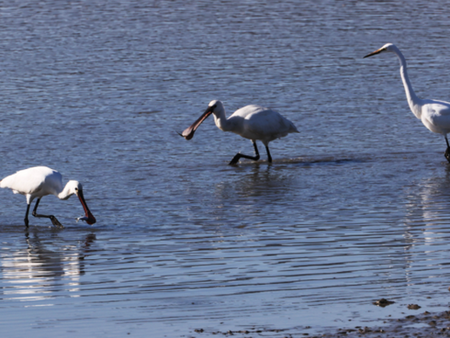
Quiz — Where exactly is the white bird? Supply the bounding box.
[364,43,450,162]
[0,166,96,228]
[181,100,299,164]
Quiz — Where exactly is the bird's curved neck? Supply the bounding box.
[213,107,235,132]
[57,183,73,200]
[394,47,423,119]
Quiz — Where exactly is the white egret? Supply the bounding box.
[181,100,299,164]
[364,43,450,162]
[0,166,96,228]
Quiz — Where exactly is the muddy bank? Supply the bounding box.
[190,308,450,338]
[319,309,450,338]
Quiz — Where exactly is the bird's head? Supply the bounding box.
[179,100,223,140]
[364,43,396,58]
[66,180,96,225]
[62,180,83,199]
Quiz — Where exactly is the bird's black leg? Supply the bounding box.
[229,141,260,165]
[265,145,272,163]
[32,198,64,228]
[24,204,30,228]
[445,136,450,163]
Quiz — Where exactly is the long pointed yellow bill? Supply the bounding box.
[364,48,384,58]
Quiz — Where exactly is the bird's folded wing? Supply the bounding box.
[424,103,450,132]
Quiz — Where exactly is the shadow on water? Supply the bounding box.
[230,154,365,167]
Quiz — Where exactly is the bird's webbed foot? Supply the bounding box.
[50,216,64,228]
[229,153,241,165]
[445,147,450,163]
[229,153,261,165]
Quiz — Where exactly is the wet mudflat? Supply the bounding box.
[190,309,450,338]
[2,1,450,337]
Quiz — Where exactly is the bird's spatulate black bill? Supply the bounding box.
[180,107,214,140]
[77,190,96,225]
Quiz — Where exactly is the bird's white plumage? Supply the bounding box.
[210,100,299,145]
[421,100,450,134]
[0,166,96,227]
[218,103,299,145]
[1,166,63,204]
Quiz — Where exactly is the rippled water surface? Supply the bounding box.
[2,1,450,337]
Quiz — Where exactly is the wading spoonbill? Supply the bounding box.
[0,166,96,228]
[181,100,299,164]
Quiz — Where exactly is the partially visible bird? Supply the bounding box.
[364,43,450,162]
[0,166,96,228]
[181,100,299,164]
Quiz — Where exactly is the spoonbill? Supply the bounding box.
[181,100,299,164]
[364,43,450,162]
[0,166,96,228]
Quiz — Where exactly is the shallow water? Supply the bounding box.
[1,0,450,337]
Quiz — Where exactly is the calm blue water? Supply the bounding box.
[1,1,450,337]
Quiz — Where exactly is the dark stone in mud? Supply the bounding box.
[372,298,395,307]
[407,303,421,310]
[194,327,288,337]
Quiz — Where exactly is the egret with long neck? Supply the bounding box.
[181,100,299,164]
[364,43,450,162]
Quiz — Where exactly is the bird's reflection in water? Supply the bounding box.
[1,231,96,301]
[215,164,271,200]
[404,166,450,247]
[229,163,295,197]
[208,163,299,226]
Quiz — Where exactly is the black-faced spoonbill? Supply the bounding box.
[181,100,299,164]
[365,43,450,162]
[0,166,96,228]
